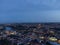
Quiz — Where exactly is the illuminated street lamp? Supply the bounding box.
[49,31,55,34]
[39,36,45,40]
[48,37,57,42]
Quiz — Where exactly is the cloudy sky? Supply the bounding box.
[0,0,60,23]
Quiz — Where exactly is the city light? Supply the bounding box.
[49,37,57,42]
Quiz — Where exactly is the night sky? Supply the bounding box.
[0,0,60,23]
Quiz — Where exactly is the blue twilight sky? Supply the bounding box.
[0,0,60,23]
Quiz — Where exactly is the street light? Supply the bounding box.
[39,36,45,40]
[48,37,57,42]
